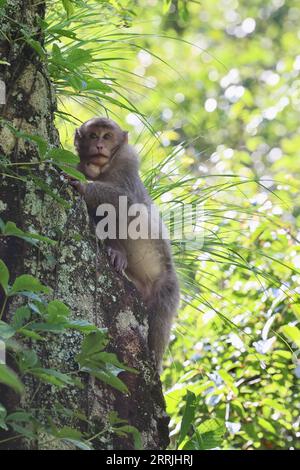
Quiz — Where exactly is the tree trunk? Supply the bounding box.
[0,0,169,450]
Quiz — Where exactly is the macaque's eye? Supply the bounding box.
[89,133,98,139]
[103,133,112,140]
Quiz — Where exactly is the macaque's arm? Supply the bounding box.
[69,179,129,273]
[85,182,121,207]
[72,180,134,210]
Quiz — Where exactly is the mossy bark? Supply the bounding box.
[0,0,169,450]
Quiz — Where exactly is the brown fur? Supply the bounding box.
[72,117,180,369]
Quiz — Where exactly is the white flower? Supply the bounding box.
[253,336,276,354]
[226,421,241,435]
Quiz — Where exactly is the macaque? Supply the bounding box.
[71,117,180,369]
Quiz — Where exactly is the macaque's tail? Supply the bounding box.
[148,269,180,370]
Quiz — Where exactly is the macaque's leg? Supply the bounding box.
[105,239,127,273]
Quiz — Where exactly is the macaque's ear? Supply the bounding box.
[123,131,128,143]
[74,128,82,149]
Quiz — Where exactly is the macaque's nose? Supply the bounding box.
[97,142,103,151]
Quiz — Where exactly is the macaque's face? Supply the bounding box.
[75,118,127,179]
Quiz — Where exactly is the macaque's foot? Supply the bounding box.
[107,246,127,273]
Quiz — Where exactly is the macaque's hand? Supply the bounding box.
[70,179,86,196]
[62,173,86,196]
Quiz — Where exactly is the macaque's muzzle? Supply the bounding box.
[88,155,110,166]
[83,154,111,179]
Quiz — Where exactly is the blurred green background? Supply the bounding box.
[48,0,300,449]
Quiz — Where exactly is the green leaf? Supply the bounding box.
[183,419,225,450]
[178,390,197,447]
[7,411,33,423]
[196,418,225,450]
[281,325,300,348]
[68,74,85,91]
[18,350,39,372]
[65,319,102,333]
[62,0,74,18]
[262,398,287,414]
[163,0,172,14]
[0,320,15,340]
[2,125,48,156]
[97,352,138,374]
[0,404,8,430]
[26,38,46,58]
[30,368,82,389]
[31,176,71,209]
[178,0,189,21]
[48,148,79,165]
[62,438,93,450]
[51,43,64,65]
[258,417,277,435]
[2,222,55,246]
[21,232,56,246]
[10,423,36,439]
[46,26,77,40]
[66,48,92,67]
[16,292,44,302]
[10,275,50,295]
[0,365,24,394]
[51,427,93,449]
[290,303,300,320]
[84,78,112,92]
[109,410,127,426]
[76,330,109,367]
[12,306,31,329]
[58,165,87,182]
[47,300,70,322]
[18,328,44,341]
[114,425,143,450]
[0,259,9,293]
[28,322,67,333]
[2,221,26,238]
[20,134,48,157]
[55,426,82,439]
[28,302,43,315]
[54,405,88,423]
[181,437,197,450]
[82,367,128,393]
